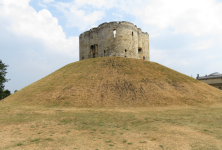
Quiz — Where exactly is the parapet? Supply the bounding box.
[80,21,142,38]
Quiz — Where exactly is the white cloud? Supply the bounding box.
[89,25,98,30]
[112,13,122,18]
[54,2,105,31]
[191,40,214,50]
[38,2,47,8]
[0,0,30,8]
[116,0,222,36]
[0,0,78,56]
[75,0,117,9]
[59,0,222,36]
[151,48,189,66]
[0,0,79,92]
[150,49,168,62]
[43,0,54,3]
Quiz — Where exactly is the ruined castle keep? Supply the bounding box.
[79,21,150,61]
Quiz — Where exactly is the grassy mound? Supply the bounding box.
[4,57,222,107]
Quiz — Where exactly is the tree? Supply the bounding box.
[0,60,9,90]
[3,89,11,95]
[0,89,11,100]
[0,60,10,100]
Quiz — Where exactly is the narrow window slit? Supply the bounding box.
[113,29,116,38]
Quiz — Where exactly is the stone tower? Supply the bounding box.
[79,21,149,61]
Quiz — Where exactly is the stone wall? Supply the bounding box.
[79,21,149,61]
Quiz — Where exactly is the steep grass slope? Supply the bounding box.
[4,57,222,107]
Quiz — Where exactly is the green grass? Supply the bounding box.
[44,138,54,141]
[16,143,23,146]
[30,138,40,142]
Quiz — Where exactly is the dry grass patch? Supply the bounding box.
[1,57,222,149]
[3,57,222,107]
[0,103,222,149]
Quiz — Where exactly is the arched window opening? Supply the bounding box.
[90,44,97,58]
[104,50,106,56]
[82,56,84,60]
[138,48,142,53]
[132,32,133,36]
[91,45,95,50]
[125,49,127,52]
[143,56,145,60]
[113,29,116,38]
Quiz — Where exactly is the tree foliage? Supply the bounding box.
[0,90,11,100]
[0,60,10,100]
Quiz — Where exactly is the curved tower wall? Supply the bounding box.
[79,21,149,61]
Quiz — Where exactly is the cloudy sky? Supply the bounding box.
[1,0,222,93]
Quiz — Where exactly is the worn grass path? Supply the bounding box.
[1,102,222,150]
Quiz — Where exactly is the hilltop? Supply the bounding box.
[4,57,222,107]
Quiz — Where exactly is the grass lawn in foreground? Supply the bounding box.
[0,103,222,150]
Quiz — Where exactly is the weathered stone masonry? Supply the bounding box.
[79,21,150,61]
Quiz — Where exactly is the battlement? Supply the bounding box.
[79,21,150,61]
[98,21,136,28]
[80,21,144,38]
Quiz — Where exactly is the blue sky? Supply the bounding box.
[1,0,222,93]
